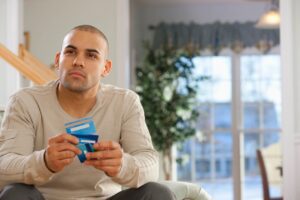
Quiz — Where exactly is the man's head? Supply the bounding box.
[69,25,109,57]
[55,25,112,93]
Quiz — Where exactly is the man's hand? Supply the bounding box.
[84,141,123,177]
[45,133,81,173]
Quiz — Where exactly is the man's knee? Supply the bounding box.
[0,183,44,200]
[141,182,176,200]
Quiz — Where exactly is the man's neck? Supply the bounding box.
[57,84,98,118]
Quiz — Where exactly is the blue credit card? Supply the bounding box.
[64,117,99,163]
[65,117,96,135]
[71,134,99,144]
[77,143,95,163]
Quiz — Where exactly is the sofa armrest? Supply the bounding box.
[158,181,212,200]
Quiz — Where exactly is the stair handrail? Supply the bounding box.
[18,44,57,82]
[0,42,57,85]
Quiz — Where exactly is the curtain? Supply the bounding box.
[152,22,280,54]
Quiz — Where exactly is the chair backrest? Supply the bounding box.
[256,143,282,200]
[257,149,271,200]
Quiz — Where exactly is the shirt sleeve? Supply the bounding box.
[111,91,159,188]
[0,93,54,189]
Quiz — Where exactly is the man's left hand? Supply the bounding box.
[84,141,123,177]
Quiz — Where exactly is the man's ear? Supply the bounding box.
[54,52,60,70]
[101,60,112,77]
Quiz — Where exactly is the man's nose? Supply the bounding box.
[73,53,85,67]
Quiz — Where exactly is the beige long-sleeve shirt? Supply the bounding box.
[0,81,159,200]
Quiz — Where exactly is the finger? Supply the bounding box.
[86,149,122,160]
[56,150,76,160]
[93,141,120,151]
[59,157,75,165]
[84,158,122,167]
[54,143,82,155]
[49,133,79,145]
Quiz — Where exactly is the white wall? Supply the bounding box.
[0,0,24,107]
[24,0,129,88]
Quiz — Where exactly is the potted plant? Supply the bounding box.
[135,43,204,180]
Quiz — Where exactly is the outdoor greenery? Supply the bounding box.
[135,43,204,179]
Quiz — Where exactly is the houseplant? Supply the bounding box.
[135,43,203,180]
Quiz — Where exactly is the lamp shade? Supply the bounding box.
[255,9,280,29]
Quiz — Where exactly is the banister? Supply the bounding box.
[19,44,57,81]
[0,42,57,85]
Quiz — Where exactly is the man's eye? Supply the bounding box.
[65,50,75,55]
[88,53,97,59]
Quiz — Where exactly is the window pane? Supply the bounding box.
[243,132,261,200]
[261,80,281,104]
[198,81,212,102]
[214,103,232,129]
[194,56,231,103]
[243,102,259,129]
[263,131,280,147]
[197,103,211,130]
[241,81,260,102]
[177,138,192,181]
[263,102,281,129]
[244,132,259,176]
[214,132,232,178]
[213,81,231,102]
[211,59,231,80]
[241,58,260,81]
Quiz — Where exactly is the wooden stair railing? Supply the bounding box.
[0,42,57,85]
[18,44,57,83]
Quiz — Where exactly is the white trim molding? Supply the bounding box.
[0,0,24,106]
[115,0,130,88]
[280,0,300,199]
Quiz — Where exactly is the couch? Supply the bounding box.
[159,181,212,200]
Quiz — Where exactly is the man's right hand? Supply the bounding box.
[45,133,81,173]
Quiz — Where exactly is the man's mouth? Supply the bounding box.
[69,71,85,78]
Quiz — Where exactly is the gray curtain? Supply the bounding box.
[152,22,280,54]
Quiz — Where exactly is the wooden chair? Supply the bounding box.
[256,149,283,200]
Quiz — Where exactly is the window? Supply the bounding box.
[177,53,281,200]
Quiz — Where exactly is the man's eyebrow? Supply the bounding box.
[64,45,101,55]
[86,49,100,54]
[64,45,77,49]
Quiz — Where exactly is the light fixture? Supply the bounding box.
[255,0,280,29]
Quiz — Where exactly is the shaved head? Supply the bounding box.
[64,25,109,55]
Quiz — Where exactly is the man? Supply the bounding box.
[0,25,175,200]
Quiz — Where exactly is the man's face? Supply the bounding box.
[55,30,111,93]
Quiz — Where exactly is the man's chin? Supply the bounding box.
[63,82,87,93]
[68,87,86,93]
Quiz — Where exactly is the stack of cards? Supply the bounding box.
[65,117,99,162]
